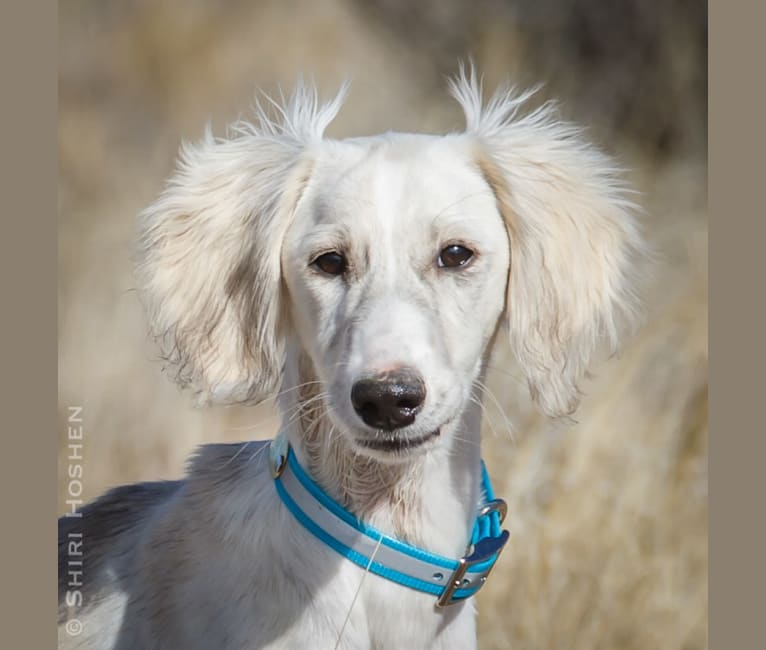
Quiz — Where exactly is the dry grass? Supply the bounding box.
[59,2,707,648]
[478,165,708,648]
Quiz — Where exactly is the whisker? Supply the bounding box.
[221,412,280,434]
[485,364,526,387]
[430,190,494,223]
[215,441,251,471]
[469,393,500,440]
[474,379,517,442]
[272,381,324,400]
[281,392,330,423]
[246,440,271,466]
[450,431,482,448]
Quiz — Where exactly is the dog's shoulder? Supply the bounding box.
[58,440,275,640]
[58,479,183,550]
[59,479,182,534]
[58,479,183,616]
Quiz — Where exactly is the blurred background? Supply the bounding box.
[58,1,707,648]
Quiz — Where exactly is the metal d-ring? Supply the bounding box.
[478,498,508,524]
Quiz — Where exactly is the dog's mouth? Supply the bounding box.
[356,429,440,453]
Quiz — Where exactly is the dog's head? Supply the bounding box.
[137,69,642,461]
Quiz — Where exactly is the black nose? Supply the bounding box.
[351,369,426,430]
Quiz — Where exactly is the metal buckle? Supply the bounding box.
[269,433,289,479]
[435,499,510,608]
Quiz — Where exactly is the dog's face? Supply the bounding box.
[282,136,510,459]
[138,73,642,456]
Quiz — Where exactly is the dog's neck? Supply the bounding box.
[279,351,484,558]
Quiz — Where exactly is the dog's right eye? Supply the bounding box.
[312,252,347,276]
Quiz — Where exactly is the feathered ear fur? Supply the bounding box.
[450,67,644,417]
[136,82,346,404]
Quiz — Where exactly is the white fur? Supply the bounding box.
[68,68,642,649]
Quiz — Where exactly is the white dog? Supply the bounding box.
[58,68,642,649]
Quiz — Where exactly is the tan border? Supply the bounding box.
[710,2,763,648]
[0,2,750,646]
[0,1,57,646]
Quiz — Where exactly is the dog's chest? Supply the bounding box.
[264,563,477,649]
[359,574,477,649]
[227,538,477,649]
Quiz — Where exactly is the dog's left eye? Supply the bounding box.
[438,245,474,269]
[312,251,347,276]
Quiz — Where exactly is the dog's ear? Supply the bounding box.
[451,69,644,417]
[136,83,345,404]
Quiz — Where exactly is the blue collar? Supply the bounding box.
[270,435,509,607]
